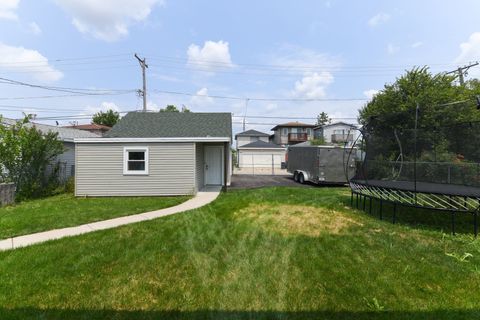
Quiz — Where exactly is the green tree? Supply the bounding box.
[359,67,480,128]
[159,105,191,112]
[92,109,120,127]
[0,116,65,199]
[358,67,480,161]
[316,112,331,126]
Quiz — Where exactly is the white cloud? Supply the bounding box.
[387,43,399,54]
[411,41,423,48]
[454,32,480,63]
[0,42,63,82]
[265,103,278,111]
[85,101,120,114]
[0,0,19,20]
[363,89,379,100]
[368,12,390,27]
[190,87,214,106]
[147,102,160,111]
[187,40,234,71]
[54,0,164,41]
[292,71,334,99]
[454,32,480,79]
[269,44,342,72]
[28,22,42,35]
[267,45,340,100]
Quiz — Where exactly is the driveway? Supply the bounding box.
[229,174,316,190]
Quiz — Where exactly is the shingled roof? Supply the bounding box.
[235,129,270,139]
[238,140,284,149]
[271,121,316,131]
[105,112,232,138]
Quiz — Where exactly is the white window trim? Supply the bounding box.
[123,146,149,175]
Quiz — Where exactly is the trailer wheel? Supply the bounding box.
[293,171,299,182]
[298,173,305,184]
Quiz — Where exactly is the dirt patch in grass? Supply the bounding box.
[235,204,363,237]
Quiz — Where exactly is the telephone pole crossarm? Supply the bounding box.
[446,62,479,86]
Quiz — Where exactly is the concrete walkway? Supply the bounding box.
[0,187,221,251]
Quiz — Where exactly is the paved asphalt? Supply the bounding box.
[229,174,316,190]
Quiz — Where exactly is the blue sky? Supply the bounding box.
[1,0,480,135]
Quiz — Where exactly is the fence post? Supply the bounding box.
[252,154,255,176]
[272,154,274,175]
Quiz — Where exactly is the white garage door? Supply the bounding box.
[239,152,283,168]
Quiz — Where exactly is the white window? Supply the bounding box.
[123,147,149,175]
[282,128,288,135]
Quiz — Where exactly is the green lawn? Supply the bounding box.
[0,187,479,319]
[0,194,190,239]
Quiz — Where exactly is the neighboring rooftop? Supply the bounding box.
[235,129,270,139]
[64,124,111,131]
[271,121,316,131]
[1,118,100,141]
[238,140,284,149]
[315,121,358,129]
[105,112,232,138]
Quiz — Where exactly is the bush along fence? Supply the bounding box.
[0,183,15,206]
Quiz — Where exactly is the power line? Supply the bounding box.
[232,115,357,120]
[0,92,133,100]
[0,77,136,95]
[150,89,367,102]
[446,62,479,85]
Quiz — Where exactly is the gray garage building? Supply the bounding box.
[74,112,232,197]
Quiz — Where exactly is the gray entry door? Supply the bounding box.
[205,146,223,185]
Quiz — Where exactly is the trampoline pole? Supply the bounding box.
[356,193,359,208]
[362,194,366,211]
[379,199,383,220]
[351,191,353,207]
[393,203,397,224]
[451,212,456,236]
[368,196,372,214]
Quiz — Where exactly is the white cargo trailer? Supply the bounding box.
[287,144,356,184]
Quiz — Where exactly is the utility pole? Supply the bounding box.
[243,98,249,131]
[446,62,479,86]
[134,53,148,112]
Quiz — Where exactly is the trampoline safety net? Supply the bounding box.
[350,109,480,217]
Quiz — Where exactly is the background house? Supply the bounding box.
[1,118,99,179]
[64,123,111,136]
[235,129,270,147]
[74,112,232,197]
[271,122,316,145]
[314,122,359,146]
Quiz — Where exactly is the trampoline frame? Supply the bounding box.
[349,180,480,236]
[344,107,480,236]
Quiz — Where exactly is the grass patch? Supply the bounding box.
[0,193,190,239]
[0,187,479,319]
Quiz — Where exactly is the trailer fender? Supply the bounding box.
[296,170,309,182]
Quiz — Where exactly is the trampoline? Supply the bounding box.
[346,105,480,236]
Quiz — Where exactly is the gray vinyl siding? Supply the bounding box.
[195,143,204,191]
[56,142,75,178]
[75,142,196,196]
